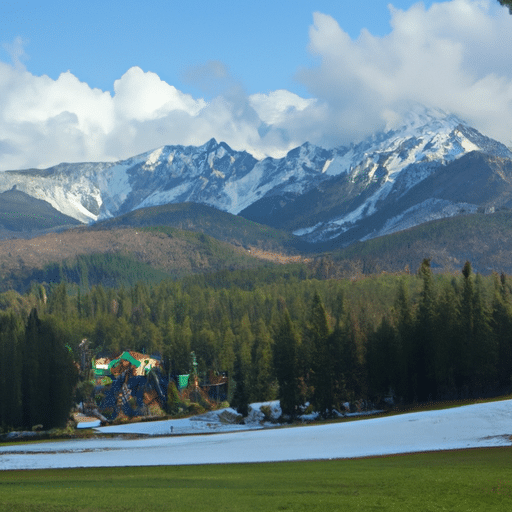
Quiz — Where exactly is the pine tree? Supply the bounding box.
[231,352,249,417]
[21,310,78,429]
[220,325,236,377]
[251,318,274,401]
[0,312,24,429]
[327,323,347,410]
[45,317,79,428]
[471,274,496,394]
[367,316,398,402]
[393,280,414,403]
[492,273,512,391]
[340,311,366,406]
[273,309,300,417]
[434,280,460,399]
[308,292,333,417]
[415,258,437,401]
[22,309,43,428]
[458,261,474,395]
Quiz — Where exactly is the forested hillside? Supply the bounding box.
[329,210,512,275]
[0,225,268,293]
[1,259,512,430]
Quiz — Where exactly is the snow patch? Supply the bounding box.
[374,199,478,238]
[3,399,512,470]
[321,159,333,173]
[143,147,164,171]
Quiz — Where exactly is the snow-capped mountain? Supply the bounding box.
[1,106,511,244]
[239,106,512,244]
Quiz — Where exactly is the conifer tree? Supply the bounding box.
[22,309,43,428]
[415,258,437,401]
[393,280,414,402]
[231,352,249,416]
[273,309,300,417]
[340,311,366,405]
[308,292,334,417]
[251,318,274,401]
[434,280,461,398]
[0,312,24,429]
[471,274,496,394]
[492,273,512,390]
[367,316,398,402]
[458,261,474,394]
[45,317,79,427]
[220,325,236,376]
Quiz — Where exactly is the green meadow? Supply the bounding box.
[1,447,511,511]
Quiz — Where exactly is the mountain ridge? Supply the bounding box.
[1,106,511,246]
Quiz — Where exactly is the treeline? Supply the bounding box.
[1,259,512,429]
[2,253,170,293]
[274,259,512,418]
[0,309,78,431]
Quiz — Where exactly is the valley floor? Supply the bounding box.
[1,399,511,470]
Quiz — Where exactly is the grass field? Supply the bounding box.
[1,447,511,511]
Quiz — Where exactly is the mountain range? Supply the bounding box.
[2,105,512,283]
[2,105,511,245]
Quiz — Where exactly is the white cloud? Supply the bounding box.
[0,59,314,170]
[249,90,315,125]
[1,1,512,171]
[113,67,206,121]
[297,0,512,147]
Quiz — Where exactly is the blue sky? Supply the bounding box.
[1,1,436,97]
[1,1,512,170]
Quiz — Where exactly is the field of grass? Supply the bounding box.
[1,447,511,511]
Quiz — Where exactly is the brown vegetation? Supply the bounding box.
[0,226,257,278]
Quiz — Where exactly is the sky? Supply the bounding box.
[1,0,512,170]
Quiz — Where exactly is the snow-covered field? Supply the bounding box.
[1,400,511,471]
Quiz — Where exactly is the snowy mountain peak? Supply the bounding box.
[385,105,466,135]
[2,106,511,245]
[201,138,219,151]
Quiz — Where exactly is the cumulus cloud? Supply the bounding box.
[297,0,512,146]
[0,56,317,170]
[1,0,512,171]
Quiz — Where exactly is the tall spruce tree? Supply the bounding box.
[308,292,334,417]
[367,316,398,402]
[0,311,25,429]
[22,309,43,428]
[434,281,461,399]
[492,274,512,391]
[393,280,414,403]
[273,309,300,417]
[251,319,274,402]
[341,311,366,405]
[21,309,78,429]
[415,258,437,401]
[471,274,496,394]
[458,261,474,395]
[231,352,249,417]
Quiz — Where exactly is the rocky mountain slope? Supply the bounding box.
[329,209,512,276]
[0,188,80,237]
[1,106,511,246]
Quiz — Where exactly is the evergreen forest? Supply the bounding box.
[1,258,512,431]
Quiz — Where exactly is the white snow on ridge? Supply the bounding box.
[374,199,479,239]
[1,108,507,239]
[143,148,164,171]
[1,399,511,470]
